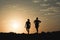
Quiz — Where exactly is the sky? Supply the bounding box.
[0,0,60,33]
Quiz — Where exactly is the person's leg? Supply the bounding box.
[36,27,38,33]
[26,28,29,34]
[35,25,38,33]
[35,27,38,33]
[28,29,29,34]
[26,28,28,34]
[37,25,39,33]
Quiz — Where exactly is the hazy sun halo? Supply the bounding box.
[11,22,19,29]
[9,20,21,32]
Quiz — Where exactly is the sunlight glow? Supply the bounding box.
[10,20,20,30]
[9,19,25,33]
[12,22,19,29]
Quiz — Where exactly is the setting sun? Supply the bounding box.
[9,20,21,32]
[8,19,25,33]
[11,21,19,29]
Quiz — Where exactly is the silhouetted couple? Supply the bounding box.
[25,17,41,34]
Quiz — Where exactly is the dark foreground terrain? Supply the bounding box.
[0,31,60,40]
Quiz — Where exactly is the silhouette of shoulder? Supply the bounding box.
[34,20,41,23]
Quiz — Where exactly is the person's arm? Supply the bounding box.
[25,22,27,28]
[34,20,35,23]
[39,20,41,23]
[40,20,41,23]
[29,22,31,27]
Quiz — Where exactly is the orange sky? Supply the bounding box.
[0,0,60,34]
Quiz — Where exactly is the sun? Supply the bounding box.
[9,19,25,33]
[10,20,20,29]
[10,20,20,32]
[12,22,19,29]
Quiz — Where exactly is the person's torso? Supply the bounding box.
[34,20,40,24]
[26,22,30,27]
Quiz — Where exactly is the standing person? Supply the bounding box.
[25,19,31,34]
[34,17,41,33]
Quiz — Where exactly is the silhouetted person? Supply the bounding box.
[34,17,41,33]
[25,19,31,34]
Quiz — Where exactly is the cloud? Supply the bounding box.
[56,2,60,5]
[40,3,50,6]
[40,9,49,12]
[32,0,40,3]
[40,5,60,11]
[40,6,60,16]
[37,0,60,7]
[42,0,48,2]
[44,13,55,16]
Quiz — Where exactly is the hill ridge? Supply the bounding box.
[0,31,60,40]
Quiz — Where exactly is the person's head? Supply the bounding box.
[36,17,38,20]
[27,19,30,21]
